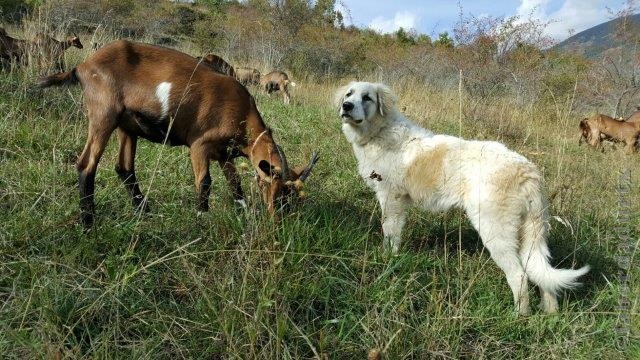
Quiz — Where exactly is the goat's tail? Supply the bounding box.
[519,179,590,296]
[35,68,79,89]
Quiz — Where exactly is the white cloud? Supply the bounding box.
[516,0,611,40]
[369,11,419,33]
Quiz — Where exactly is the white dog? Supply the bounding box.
[335,81,589,314]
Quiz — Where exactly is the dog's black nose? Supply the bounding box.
[342,101,354,111]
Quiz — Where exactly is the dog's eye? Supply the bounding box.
[346,90,353,97]
[362,94,372,102]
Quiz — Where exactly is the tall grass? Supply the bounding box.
[0,20,638,359]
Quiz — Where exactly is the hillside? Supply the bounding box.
[554,13,640,58]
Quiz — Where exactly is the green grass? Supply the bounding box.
[0,66,638,359]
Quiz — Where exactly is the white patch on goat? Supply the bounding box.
[155,82,172,120]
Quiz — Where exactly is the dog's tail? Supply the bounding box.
[519,180,590,297]
[34,68,79,89]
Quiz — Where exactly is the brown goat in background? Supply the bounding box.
[32,32,83,70]
[0,27,28,67]
[579,113,640,154]
[196,53,236,78]
[235,67,261,86]
[261,70,296,104]
[36,40,318,227]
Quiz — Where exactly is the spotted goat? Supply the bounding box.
[36,40,318,227]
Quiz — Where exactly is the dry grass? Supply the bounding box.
[0,19,638,359]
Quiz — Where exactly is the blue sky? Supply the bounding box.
[337,0,630,42]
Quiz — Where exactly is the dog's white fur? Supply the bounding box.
[336,81,590,314]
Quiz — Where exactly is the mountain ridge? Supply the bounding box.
[553,13,640,58]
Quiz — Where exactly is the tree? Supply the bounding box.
[395,27,415,45]
[434,32,453,48]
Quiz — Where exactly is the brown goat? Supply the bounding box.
[579,114,640,154]
[36,40,317,227]
[32,32,83,70]
[235,67,261,86]
[261,71,296,104]
[196,53,236,77]
[0,28,28,66]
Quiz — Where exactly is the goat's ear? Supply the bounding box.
[258,160,282,179]
[375,83,396,117]
[258,160,274,176]
[290,165,306,179]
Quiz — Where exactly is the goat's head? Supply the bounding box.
[68,35,83,49]
[251,131,319,215]
[578,118,590,145]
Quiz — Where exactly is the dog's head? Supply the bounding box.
[335,82,396,125]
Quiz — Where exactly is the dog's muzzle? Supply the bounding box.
[340,101,362,124]
[340,113,362,124]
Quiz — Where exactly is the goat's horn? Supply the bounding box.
[299,151,319,182]
[275,144,289,181]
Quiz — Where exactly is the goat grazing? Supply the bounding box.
[261,70,296,104]
[0,28,28,67]
[578,114,640,154]
[36,40,318,227]
[196,53,236,77]
[235,67,261,86]
[32,32,83,70]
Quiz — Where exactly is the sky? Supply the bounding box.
[337,0,630,42]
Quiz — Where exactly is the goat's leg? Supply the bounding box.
[624,140,635,154]
[115,128,148,213]
[589,130,602,150]
[190,143,212,212]
[76,113,118,227]
[219,160,246,208]
[282,82,291,105]
[56,56,65,72]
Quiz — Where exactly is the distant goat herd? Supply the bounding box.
[2,29,614,315]
[1,28,295,104]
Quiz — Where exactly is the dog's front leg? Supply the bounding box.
[377,191,408,254]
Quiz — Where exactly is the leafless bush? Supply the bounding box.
[584,2,640,116]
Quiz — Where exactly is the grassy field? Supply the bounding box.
[0,47,639,359]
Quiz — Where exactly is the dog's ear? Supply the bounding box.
[375,83,396,117]
[334,83,351,110]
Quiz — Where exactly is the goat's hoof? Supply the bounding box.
[80,212,94,230]
[134,201,150,214]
